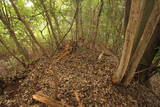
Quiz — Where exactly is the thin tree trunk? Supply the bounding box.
[46,22,54,52]
[75,0,80,41]
[9,0,46,55]
[79,3,83,38]
[139,22,160,69]
[24,30,38,57]
[93,0,104,45]
[51,1,62,38]
[123,0,131,33]
[0,37,26,67]
[0,12,29,62]
[87,7,95,40]
[39,0,59,49]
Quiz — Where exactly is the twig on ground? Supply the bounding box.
[33,91,71,107]
[74,91,84,107]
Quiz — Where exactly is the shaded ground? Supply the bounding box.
[0,48,160,107]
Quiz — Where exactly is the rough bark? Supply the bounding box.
[112,0,145,83]
[123,1,160,85]
[139,21,160,67]
[131,0,154,57]
[135,21,160,87]
[122,0,157,85]
[136,0,155,67]
[87,7,95,40]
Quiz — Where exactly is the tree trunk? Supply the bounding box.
[0,37,26,67]
[75,0,80,41]
[122,0,159,85]
[134,21,160,87]
[139,21,160,68]
[123,3,160,85]
[93,0,104,45]
[9,0,47,55]
[24,30,39,57]
[51,0,62,38]
[87,7,95,40]
[0,13,29,62]
[40,0,59,49]
[123,0,131,33]
[79,3,83,38]
[112,0,145,83]
[123,0,155,64]
[131,0,154,57]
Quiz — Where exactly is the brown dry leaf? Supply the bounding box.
[1,48,160,106]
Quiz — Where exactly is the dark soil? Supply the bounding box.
[0,48,160,107]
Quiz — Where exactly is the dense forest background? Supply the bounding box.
[0,0,124,67]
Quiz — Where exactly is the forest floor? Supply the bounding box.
[0,48,160,107]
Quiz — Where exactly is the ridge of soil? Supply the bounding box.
[0,48,160,107]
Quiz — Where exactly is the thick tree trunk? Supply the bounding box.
[123,1,160,85]
[139,22,160,68]
[112,0,145,83]
[123,0,155,66]
[131,0,154,56]
[134,21,160,87]
[122,0,158,85]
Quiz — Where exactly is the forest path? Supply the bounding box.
[0,49,160,106]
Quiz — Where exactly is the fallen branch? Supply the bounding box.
[136,60,160,74]
[33,91,71,107]
[98,52,104,60]
[74,91,84,107]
